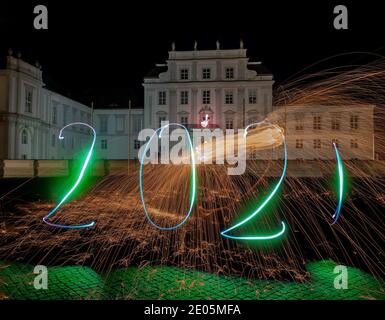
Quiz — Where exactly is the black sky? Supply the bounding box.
[1,1,384,107]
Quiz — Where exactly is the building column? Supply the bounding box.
[170,89,177,123]
[215,88,222,128]
[192,61,197,81]
[7,119,16,159]
[238,87,245,129]
[192,88,198,126]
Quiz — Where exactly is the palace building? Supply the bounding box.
[143,42,375,161]
[143,41,273,131]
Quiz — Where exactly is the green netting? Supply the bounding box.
[0,261,104,300]
[0,260,384,300]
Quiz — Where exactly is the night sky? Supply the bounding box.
[1,1,384,107]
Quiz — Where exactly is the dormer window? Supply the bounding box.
[180,68,189,80]
[225,67,234,79]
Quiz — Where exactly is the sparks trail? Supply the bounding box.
[1,54,385,282]
[140,123,197,230]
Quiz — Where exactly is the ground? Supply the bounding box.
[0,260,384,300]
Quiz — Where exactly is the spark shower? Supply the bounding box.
[44,119,346,242]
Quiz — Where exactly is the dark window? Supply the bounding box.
[313,116,321,130]
[225,67,234,79]
[180,91,189,105]
[202,68,211,79]
[296,139,303,149]
[202,90,211,104]
[158,91,167,105]
[180,69,189,80]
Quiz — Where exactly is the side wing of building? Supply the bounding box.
[0,54,93,160]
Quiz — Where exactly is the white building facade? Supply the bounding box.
[143,44,375,161]
[93,107,143,159]
[0,52,143,160]
[143,43,274,131]
[280,104,375,160]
